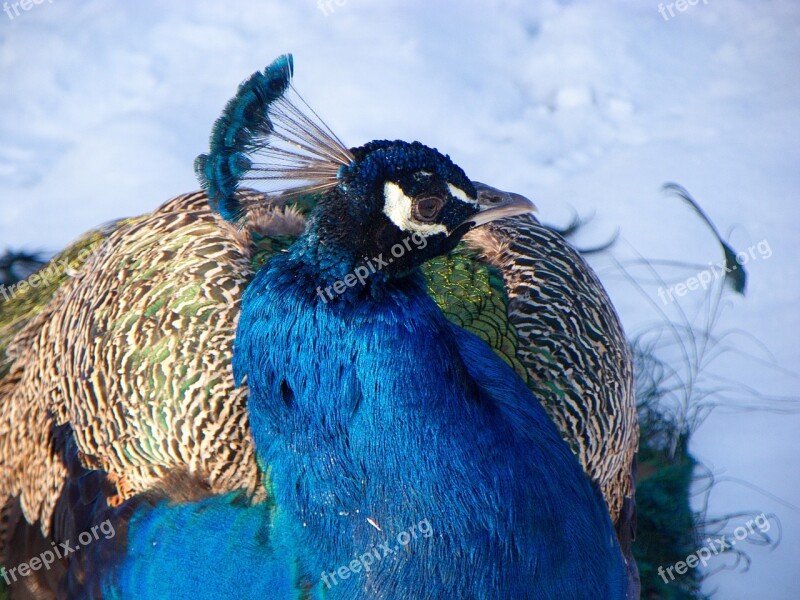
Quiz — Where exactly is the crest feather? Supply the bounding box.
[195,54,353,222]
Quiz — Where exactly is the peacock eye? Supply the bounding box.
[414,196,444,222]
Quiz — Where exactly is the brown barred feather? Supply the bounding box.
[0,190,305,540]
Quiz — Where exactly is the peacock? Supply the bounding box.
[0,54,638,599]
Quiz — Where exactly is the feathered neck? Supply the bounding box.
[232,258,626,597]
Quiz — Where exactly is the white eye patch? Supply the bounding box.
[447,183,478,205]
[383,182,448,237]
[382,180,479,237]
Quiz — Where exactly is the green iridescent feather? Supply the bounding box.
[421,250,527,381]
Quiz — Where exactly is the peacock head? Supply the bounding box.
[195,54,534,279]
[302,139,533,277]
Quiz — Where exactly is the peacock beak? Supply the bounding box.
[461,182,537,229]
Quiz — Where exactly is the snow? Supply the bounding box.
[1,1,798,596]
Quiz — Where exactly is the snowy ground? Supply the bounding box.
[1,1,798,597]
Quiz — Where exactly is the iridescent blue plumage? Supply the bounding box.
[91,495,315,600]
[231,251,627,598]
[86,259,627,599]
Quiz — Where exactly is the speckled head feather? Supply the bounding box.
[342,140,475,198]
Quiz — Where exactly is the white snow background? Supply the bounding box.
[1,1,798,597]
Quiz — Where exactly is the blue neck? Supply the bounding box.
[232,250,626,598]
[274,228,393,305]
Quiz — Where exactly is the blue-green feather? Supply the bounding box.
[194,54,293,221]
[75,495,315,600]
